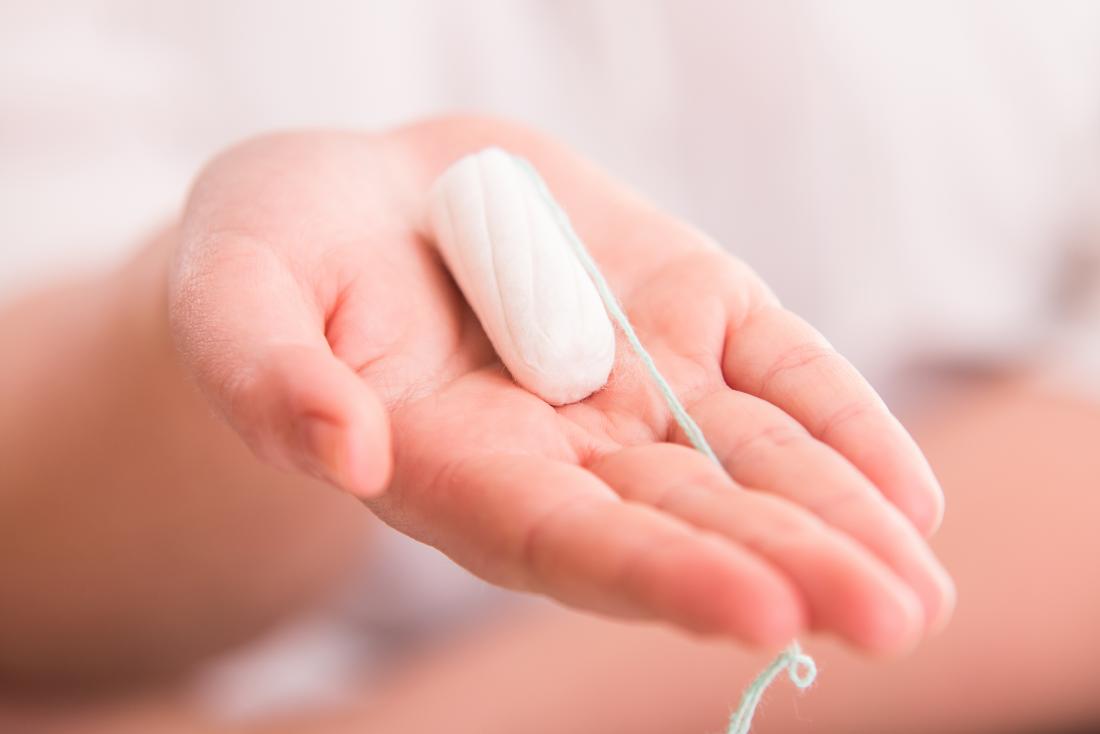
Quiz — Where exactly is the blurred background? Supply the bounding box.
[1,2,1099,733]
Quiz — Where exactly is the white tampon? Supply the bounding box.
[426,148,615,405]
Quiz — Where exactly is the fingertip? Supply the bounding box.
[923,476,946,537]
[896,540,956,639]
[295,399,392,498]
[890,430,946,536]
[741,593,807,649]
[709,558,807,648]
[901,471,946,538]
[647,535,805,647]
[852,583,925,658]
[293,415,343,487]
[927,565,957,637]
[341,392,394,497]
[872,433,945,536]
[253,345,392,496]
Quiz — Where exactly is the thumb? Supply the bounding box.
[224,343,392,497]
[170,235,391,497]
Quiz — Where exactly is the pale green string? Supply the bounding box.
[515,154,817,734]
[726,641,816,734]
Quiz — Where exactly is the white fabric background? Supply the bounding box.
[2,0,1100,714]
[4,1,1099,390]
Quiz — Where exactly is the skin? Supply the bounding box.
[171,116,952,651]
[0,235,371,689]
[0,117,951,693]
[289,376,1100,734]
[5,376,1096,734]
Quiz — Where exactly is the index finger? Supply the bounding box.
[723,304,945,535]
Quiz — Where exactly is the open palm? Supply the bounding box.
[172,117,953,653]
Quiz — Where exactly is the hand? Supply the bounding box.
[171,117,953,653]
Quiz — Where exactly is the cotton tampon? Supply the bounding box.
[426,147,616,405]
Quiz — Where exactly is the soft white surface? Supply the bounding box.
[428,148,615,404]
[3,0,1100,715]
[2,2,1099,392]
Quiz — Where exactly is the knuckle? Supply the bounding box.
[651,478,713,513]
[805,481,876,521]
[815,398,879,441]
[718,420,809,467]
[738,494,827,553]
[758,340,836,394]
[517,494,595,588]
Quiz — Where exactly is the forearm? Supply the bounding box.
[0,230,368,690]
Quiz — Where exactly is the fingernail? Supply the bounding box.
[927,566,957,636]
[916,458,946,536]
[298,416,346,488]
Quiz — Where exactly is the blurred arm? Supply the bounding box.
[0,231,368,691]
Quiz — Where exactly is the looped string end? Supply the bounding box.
[727,642,817,734]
